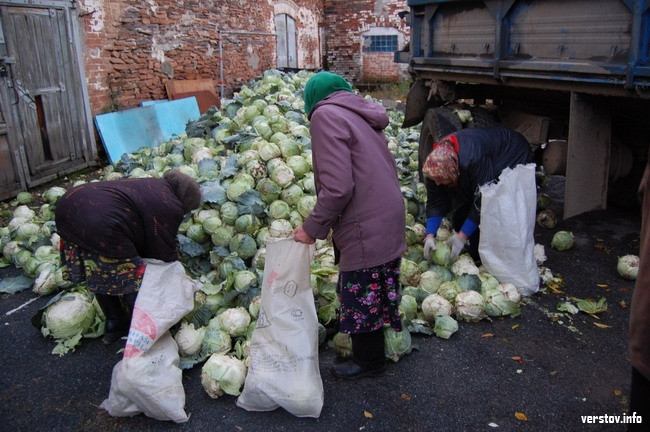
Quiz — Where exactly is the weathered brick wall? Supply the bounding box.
[78,0,323,116]
[322,0,409,85]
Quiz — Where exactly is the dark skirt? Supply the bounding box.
[337,257,403,334]
[60,239,146,295]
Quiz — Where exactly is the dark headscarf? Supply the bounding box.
[164,170,201,212]
[303,71,353,115]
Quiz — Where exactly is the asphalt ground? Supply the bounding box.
[0,175,642,432]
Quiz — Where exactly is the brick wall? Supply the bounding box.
[322,0,409,85]
[77,0,407,117]
[78,0,323,116]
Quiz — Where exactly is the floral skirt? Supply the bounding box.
[337,257,403,334]
[60,239,146,295]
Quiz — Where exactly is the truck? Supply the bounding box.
[395,0,650,218]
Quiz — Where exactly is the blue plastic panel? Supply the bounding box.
[94,97,200,163]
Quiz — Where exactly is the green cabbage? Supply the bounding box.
[201,354,247,398]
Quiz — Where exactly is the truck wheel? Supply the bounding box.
[418,107,463,182]
[467,106,500,128]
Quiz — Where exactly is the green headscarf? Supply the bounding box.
[303,71,353,115]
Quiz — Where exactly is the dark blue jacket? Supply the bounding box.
[425,127,533,225]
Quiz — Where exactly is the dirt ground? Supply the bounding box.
[0,174,643,432]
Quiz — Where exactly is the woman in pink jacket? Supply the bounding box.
[293,71,406,379]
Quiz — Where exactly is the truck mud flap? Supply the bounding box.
[402,79,430,128]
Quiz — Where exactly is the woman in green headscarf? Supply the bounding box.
[302,71,353,116]
[293,71,407,379]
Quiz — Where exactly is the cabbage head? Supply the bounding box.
[450,254,480,276]
[430,241,451,266]
[268,200,291,220]
[202,325,232,357]
[421,294,453,322]
[551,230,574,251]
[455,273,481,292]
[174,321,207,357]
[233,270,258,293]
[42,291,96,340]
[217,307,251,337]
[201,354,247,398]
[256,178,281,203]
[479,273,500,294]
[437,280,461,304]
[229,233,258,260]
[384,326,413,363]
[455,290,486,322]
[483,288,521,318]
[297,195,317,218]
[400,259,420,287]
[332,332,352,359]
[497,283,521,303]
[428,264,453,282]
[399,294,418,323]
[617,254,639,280]
[418,270,443,295]
[211,225,235,247]
[433,315,458,339]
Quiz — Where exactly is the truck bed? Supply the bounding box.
[398,0,650,98]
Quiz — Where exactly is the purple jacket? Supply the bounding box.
[302,91,406,272]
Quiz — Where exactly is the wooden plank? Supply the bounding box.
[563,92,611,219]
[165,79,220,113]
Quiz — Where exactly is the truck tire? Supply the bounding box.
[418,107,463,182]
[467,106,500,128]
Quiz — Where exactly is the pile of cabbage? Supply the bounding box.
[0,69,557,397]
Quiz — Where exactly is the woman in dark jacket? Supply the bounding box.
[55,170,201,343]
[293,71,406,379]
[628,157,650,431]
[421,126,533,263]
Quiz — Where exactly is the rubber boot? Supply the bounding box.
[95,293,129,344]
[331,329,386,379]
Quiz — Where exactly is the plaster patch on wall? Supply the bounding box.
[374,0,389,17]
[179,11,196,26]
[145,0,158,14]
[80,0,105,32]
[87,47,102,59]
[247,43,260,69]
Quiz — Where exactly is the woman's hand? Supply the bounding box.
[292,225,315,244]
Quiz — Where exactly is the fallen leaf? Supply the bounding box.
[594,322,611,329]
[614,390,622,396]
[596,283,608,288]
[619,300,628,309]
[401,393,411,401]
[482,333,494,338]
[511,356,524,364]
[550,370,558,375]
[515,411,528,421]
[364,410,373,418]
[511,324,520,330]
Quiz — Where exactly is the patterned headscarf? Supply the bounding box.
[422,136,459,186]
[303,71,353,116]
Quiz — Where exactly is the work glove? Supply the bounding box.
[423,236,436,262]
[445,233,466,262]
